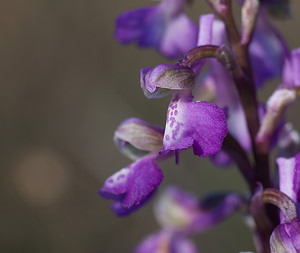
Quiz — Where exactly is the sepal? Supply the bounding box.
[140,64,195,99]
[114,118,164,161]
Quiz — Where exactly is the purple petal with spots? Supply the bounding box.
[115,0,197,58]
[134,230,199,253]
[162,94,227,157]
[99,154,163,216]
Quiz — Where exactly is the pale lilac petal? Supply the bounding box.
[134,230,199,253]
[99,154,163,215]
[160,14,197,58]
[197,14,215,46]
[154,186,200,231]
[192,14,215,76]
[211,19,226,45]
[162,94,227,157]
[277,153,300,205]
[208,59,251,151]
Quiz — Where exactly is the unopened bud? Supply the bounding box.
[114,118,164,160]
[241,0,259,44]
[256,88,296,152]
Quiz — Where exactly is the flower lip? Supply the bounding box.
[99,154,164,216]
[162,93,228,158]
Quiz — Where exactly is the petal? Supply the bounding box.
[283,47,300,88]
[160,14,197,58]
[270,221,300,253]
[99,154,163,215]
[123,156,164,208]
[134,230,199,253]
[163,94,227,157]
[115,7,159,45]
[154,186,200,231]
[99,167,130,200]
[114,117,164,160]
[115,0,196,58]
[197,14,215,46]
[277,153,300,204]
[249,12,287,87]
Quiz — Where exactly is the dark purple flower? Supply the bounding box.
[99,154,163,216]
[162,93,227,157]
[115,0,197,58]
[134,230,198,253]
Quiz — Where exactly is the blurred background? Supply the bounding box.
[1,0,300,252]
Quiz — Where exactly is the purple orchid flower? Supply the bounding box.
[99,118,168,216]
[115,0,197,58]
[139,14,228,158]
[154,186,243,234]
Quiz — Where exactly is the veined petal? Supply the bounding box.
[114,118,164,160]
[270,221,300,253]
[162,94,227,157]
[140,64,195,99]
[99,154,163,216]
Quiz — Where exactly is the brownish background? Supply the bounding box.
[1,0,300,252]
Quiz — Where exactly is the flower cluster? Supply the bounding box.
[99,0,300,252]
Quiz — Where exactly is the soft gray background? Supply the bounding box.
[1,0,300,252]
